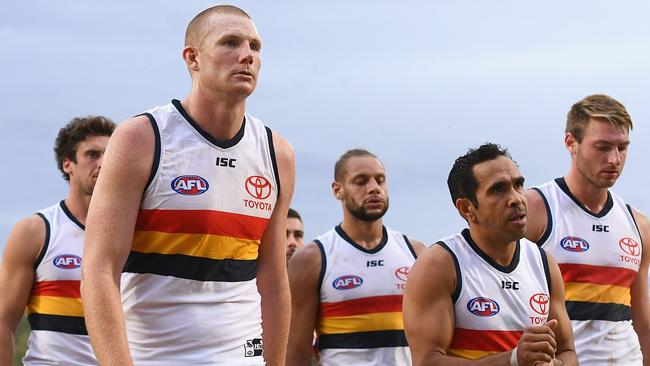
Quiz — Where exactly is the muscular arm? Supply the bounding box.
[545,253,578,366]
[0,216,44,364]
[404,244,560,366]
[286,243,321,366]
[524,189,548,244]
[81,116,153,365]
[408,238,428,257]
[629,208,650,365]
[256,132,295,366]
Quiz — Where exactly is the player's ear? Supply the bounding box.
[455,198,476,223]
[565,132,577,156]
[183,46,200,72]
[332,181,343,200]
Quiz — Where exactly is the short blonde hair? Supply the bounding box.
[185,5,251,47]
[566,94,633,142]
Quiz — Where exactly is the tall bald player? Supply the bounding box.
[287,149,425,366]
[525,94,650,365]
[82,5,295,365]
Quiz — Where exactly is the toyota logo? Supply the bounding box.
[619,237,640,257]
[245,176,272,200]
[394,266,411,282]
[529,293,549,315]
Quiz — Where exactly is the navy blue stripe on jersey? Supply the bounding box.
[172,99,245,149]
[555,177,613,218]
[59,200,85,230]
[531,187,553,246]
[33,213,51,270]
[538,246,552,294]
[626,204,644,249]
[123,251,257,282]
[265,126,281,197]
[403,235,417,259]
[28,313,88,335]
[566,301,631,321]
[137,112,161,193]
[318,329,408,350]
[335,225,389,254]
[461,228,520,274]
[315,239,327,290]
[436,241,462,304]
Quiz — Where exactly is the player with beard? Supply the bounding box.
[0,116,115,365]
[525,94,650,365]
[287,149,426,366]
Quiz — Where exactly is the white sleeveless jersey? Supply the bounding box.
[23,201,97,365]
[121,100,279,365]
[438,229,551,360]
[534,178,643,365]
[315,225,416,366]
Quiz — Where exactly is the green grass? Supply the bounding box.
[14,316,29,365]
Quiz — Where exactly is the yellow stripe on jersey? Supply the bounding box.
[448,348,498,360]
[133,230,260,260]
[317,311,404,334]
[27,296,84,317]
[564,282,631,306]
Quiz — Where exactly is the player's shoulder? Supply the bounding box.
[288,242,322,276]
[3,214,47,263]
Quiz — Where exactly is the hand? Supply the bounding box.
[516,319,558,366]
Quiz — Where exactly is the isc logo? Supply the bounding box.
[560,236,589,252]
[467,297,500,317]
[332,275,363,290]
[171,175,209,195]
[53,254,81,269]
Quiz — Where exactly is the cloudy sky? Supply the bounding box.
[1,1,649,253]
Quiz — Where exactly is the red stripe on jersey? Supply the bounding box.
[320,295,403,317]
[559,263,637,287]
[135,209,269,240]
[31,280,80,298]
[450,327,521,352]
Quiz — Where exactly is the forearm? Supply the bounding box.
[414,351,511,366]
[81,272,132,366]
[555,349,578,366]
[0,327,15,366]
[639,332,650,366]
[260,280,290,366]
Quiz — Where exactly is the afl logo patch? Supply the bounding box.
[560,236,589,252]
[53,254,81,269]
[467,297,500,317]
[332,275,363,290]
[171,175,209,195]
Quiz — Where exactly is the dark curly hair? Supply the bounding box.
[54,115,116,181]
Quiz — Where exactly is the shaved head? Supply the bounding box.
[185,5,252,47]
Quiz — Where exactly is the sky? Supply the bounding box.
[1,1,649,253]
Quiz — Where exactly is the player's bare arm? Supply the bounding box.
[544,253,578,366]
[287,243,322,366]
[0,216,44,364]
[409,239,428,257]
[256,132,295,366]
[524,189,548,244]
[81,116,154,366]
[630,208,650,365]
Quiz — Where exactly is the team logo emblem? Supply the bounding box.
[171,175,209,195]
[560,236,589,252]
[245,176,272,200]
[243,338,263,357]
[53,254,81,269]
[467,297,500,317]
[394,266,411,282]
[529,293,549,315]
[619,237,640,257]
[332,275,363,290]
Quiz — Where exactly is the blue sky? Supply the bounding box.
[1,1,649,252]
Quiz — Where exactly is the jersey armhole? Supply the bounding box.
[33,213,51,270]
[265,126,281,198]
[435,241,462,304]
[532,187,553,246]
[314,239,327,293]
[403,234,418,259]
[136,113,161,193]
[538,246,552,294]
[626,204,644,250]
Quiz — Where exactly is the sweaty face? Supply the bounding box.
[336,156,389,222]
[469,156,527,243]
[64,135,109,196]
[285,217,305,262]
[190,13,262,99]
[572,119,630,189]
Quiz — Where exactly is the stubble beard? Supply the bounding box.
[346,198,390,222]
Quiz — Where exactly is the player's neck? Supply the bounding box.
[564,170,609,213]
[468,226,517,267]
[181,93,246,141]
[340,217,384,250]
[64,190,91,226]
